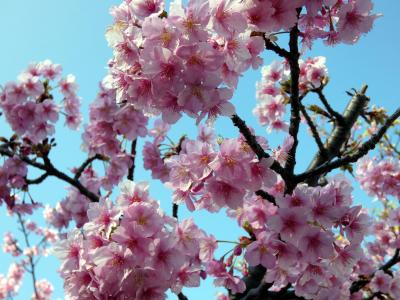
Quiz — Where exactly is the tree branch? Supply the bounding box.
[74,154,103,180]
[311,87,344,123]
[177,292,189,300]
[231,114,287,181]
[296,107,400,182]
[25,173,49,185]
[255,190,276,205]
[17,213,39,299]
[283,22,301,191]
[127,139,137,181]
[299,102,328,160]
[301,85,370,186]
[0,145,100,202]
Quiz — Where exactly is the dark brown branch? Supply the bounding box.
[0,146,100,202]
[255,190,276,205]
[74,154,103,180]
[380,248,400,272]
[299,102,328,160]
[301,85,370,186]
[231,114,287,181]
[177,292,189,300]
[172,203,179,219]
[127,139,137,181]
[283,23,301,190]
[296,107,400,182]
[263,37,290,59]
[312,87,344,123]
[25,173,49,185]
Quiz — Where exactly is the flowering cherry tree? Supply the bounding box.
[1,0,399,299]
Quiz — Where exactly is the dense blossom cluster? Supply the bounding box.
[356,156,400,199]
[146,124,277,212]
[82,82,146,190]
[254,57,327,131]
[54,181,212,299]
[105,0,377,125]
[2,0,398,299]
[0,60,82,142]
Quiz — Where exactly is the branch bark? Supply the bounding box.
[231,114,287,181]
[0,145,100,202]
[296,107,400,183]
[127,139,137,181]
[74,154,103,180]
[300,85,370,186]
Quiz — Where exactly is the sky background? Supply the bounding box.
[0,1,399,299]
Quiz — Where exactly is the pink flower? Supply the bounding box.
[130,0,164,20]
[210,0,247,37]
[298,228,334,262]
[150,236,184,277]
[87,198,121,233]
[370,270,392,293]
[199,234,217,262]
[111,226,151,263]
[122,202,163,237]
[38,60,62,80]
[117,180,150,207]
[244,232,277,268]
[176,218,203,255]
[343,206,371,244]
[267,207,308,243]
[206,178,245,210]
[53,229,83,274]
[337,0,378,44]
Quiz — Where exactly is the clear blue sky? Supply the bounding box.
[0,1,398,299]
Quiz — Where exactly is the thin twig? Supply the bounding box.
[299,102,328,160]
[74,154,103,180]
[16,213,39,299]
[312,87,344,123]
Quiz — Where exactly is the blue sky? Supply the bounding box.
[0,1,399,299]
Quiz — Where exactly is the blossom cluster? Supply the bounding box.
[54,180,215,299]
[0,60,82,144]
[218,176,373,299]
[0,263,24,299]
[143,122,277,212]
[103,0,377,125]
[254,56,328,132]
[0,157,27,209]
[82,82,144,190]
[356,156,400,199]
